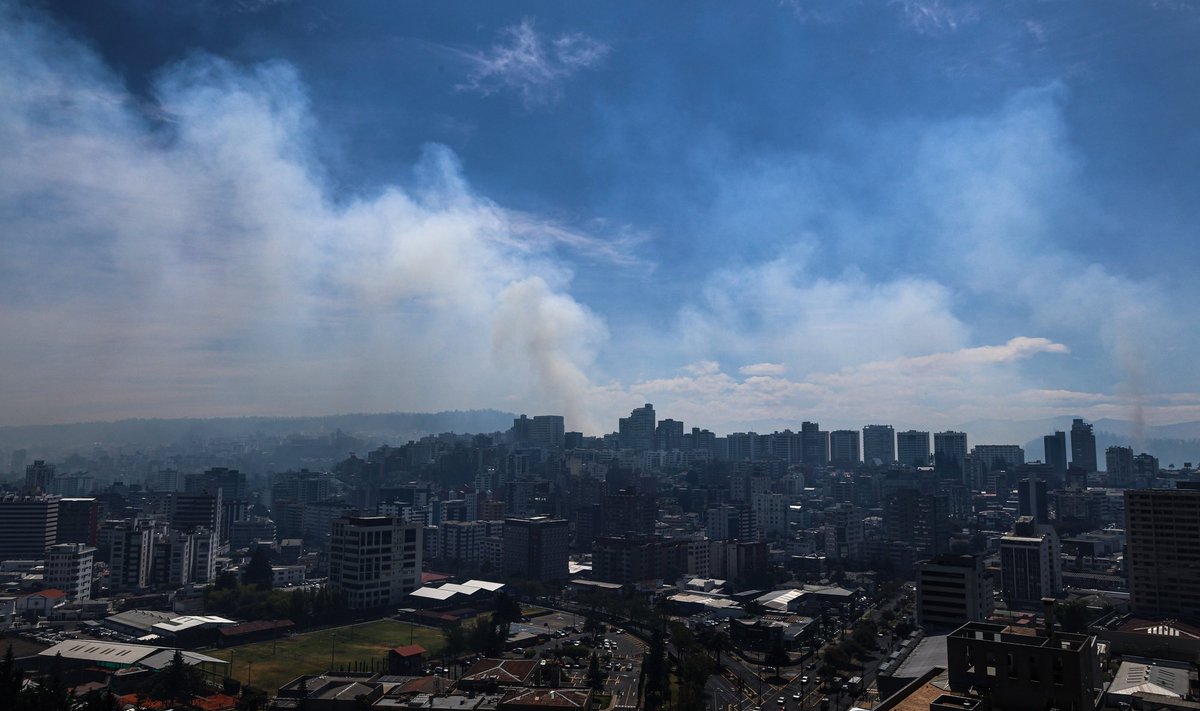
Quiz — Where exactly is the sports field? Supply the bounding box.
[208,619,445,693]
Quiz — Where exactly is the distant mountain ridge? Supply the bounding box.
[0,409,518,451]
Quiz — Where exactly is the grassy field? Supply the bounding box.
[208,619,445,693]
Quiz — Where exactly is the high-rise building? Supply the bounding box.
[151,530,195,588]
[1071,418,1098,473]
[824,503,864,561]
[23,460,55,495]
[0,494,59,560]
[45,543,95,601]
[862,425,895,467]
[884,488,950,558]
[828,430,860,467]
[502,516,568,582]
[896,430,931,468]
[1044,431,1068,481]
[655,419,684,451]
[510,415,533,445]
[617,404,656,451]
[169,490,223,535]
[1018,477,1049,524]
[801,422,828,465]
[602,492,656,537]
[934,431,968,479]
[972,444,1025,472]
[328,516,422,609]
[1125,486,1200,621]
[530,415,565,450]
[439,520,503,565]
[999,517,1062,608]
[99,520,152,592]
[916,554,993,631]
[56,498,100,546]
[1105,446,1135,487]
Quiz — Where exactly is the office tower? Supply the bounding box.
[329,516,422,609]
[824,503,864,561]
[1071,418,1098,473]
[1044,431,1068,480]
[972,444,1025,473]
[726,432,759,462]
[916,554,993,631]
[617,404,655,451]
[1133,453,1160,481]
[655,419,684,451]
[151,530,195,588]
[439,520,503,565]
[510,414,533,445]
[884,488,950,558]
[190,528,217,583]
[530,415,565,450]
[862,425,896,466]
[563,431,584,450]
[1125,487,1200,621]
[230,517,277,549]
[752,492,787,538]
[56,497,100,546]
[0,494,59,559]
[705,504,753,542]
[934,431,968,479]
[45,543,95,601]
[1017,477,1049,524]
[99,520,152,592]
[1105,446,1135,487]
[169,490,223,535]
[828,430,860,467]
[187,467,246,500]
[1000,517,1062,607]
[603,492,656,537]
[502,516,568,582]
[896,430,931,467]
[946,621,1102,711]
[23,460,55,494]
[801,422,828,465]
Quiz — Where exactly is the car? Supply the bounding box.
[801,676,810,684]
[777,697,786,706]
[807,662,818,670]
[792,692,803,700]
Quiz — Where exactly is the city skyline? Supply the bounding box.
[3,2,1200,435]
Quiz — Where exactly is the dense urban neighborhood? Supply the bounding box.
[1,407,1197,710]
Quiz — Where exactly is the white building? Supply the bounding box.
[45,543,95,601]
[916,554,993,631]
[271,565,307,587]
[329,516,422,610]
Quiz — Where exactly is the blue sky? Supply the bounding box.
[2,0,1199,435]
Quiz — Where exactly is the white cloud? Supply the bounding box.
[740,363,786,376]
[459,19,609,107]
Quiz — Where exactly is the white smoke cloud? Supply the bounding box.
[0,4,614,428]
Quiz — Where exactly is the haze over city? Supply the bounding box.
[3,1,1199,436]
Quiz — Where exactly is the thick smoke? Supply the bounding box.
[0,3,606,427]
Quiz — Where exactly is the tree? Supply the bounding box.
[78,689,119,711]
[214,570,239,591]
[241,547,274,590]
[443,622,467,659]
[0,644,21,702]
[152,650,201,703]
[764,639,790,673]
[587,653,604,690]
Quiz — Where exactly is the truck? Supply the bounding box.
[847,675,863,694]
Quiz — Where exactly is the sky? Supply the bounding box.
[2,0,1199,436]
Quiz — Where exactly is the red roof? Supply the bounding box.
[21,589,66,599]
[421,571,453,584]
[391,644,427,657]
[218,619,295,637]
